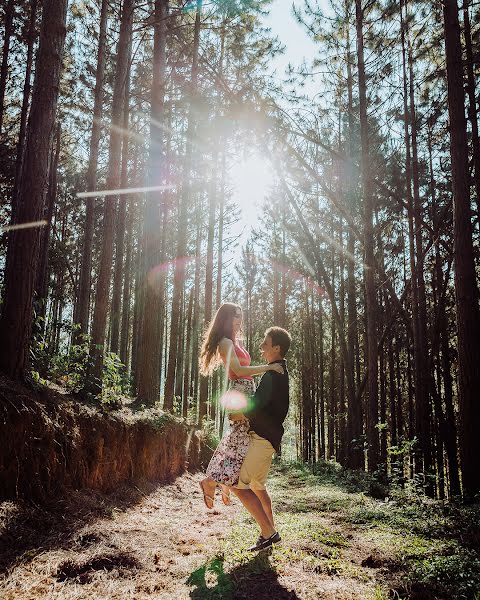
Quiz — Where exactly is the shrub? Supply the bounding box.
[411,550,480,598]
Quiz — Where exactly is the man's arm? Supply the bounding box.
[246,371,273,416]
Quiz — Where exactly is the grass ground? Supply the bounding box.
[1,461,479,599]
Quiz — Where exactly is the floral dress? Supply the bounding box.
[205,377,255,487]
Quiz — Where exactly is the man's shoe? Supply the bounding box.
[248,531,281,552]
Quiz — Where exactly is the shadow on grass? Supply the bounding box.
[0,481,158,576]
[187,551,299,599]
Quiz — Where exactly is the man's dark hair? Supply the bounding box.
[265,327,291,357]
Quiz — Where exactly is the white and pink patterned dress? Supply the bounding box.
[205,344,255,487]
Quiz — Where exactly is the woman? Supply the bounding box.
[199,303,283,509]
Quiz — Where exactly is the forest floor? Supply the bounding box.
[1,461,479,600]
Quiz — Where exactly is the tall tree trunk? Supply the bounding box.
[131,218,145,395]
[377,232,388,471]
[164,0,202,411]
[318,295,325,460]
[199,163,217,415]
[136,0,168,405]
[338,219,346,465]
[119,197,134,369]
[36,124,61,325]
[400,0,423,479]
[119,146,138,369]
[175,288,186,402]
[86,0,134,396]
[428,120,460,497]
[0,0,15,135]
[388,335,397,447]
[191,217,202,416]
[395,337,405,477]
[443,0,480,498]
[328,239,336,460]
[345,0,363,469]
[216,184,224,309]
[0,0,67,379]
[11,0,38,221]
[306,285,315,463]
[355,0,379,471]
[110,46,132,356]
[407,14,433,492]
[183,286,194,418]
[75,0,108,338]
[462,0,480,220]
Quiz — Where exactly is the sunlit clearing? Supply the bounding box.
[220,389,249,412]
[0,220,47,233]
[77,185,173,199]
[230,152,274,242]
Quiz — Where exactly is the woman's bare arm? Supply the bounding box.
[218,338,283,377]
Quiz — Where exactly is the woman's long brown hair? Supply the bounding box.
[199,303,241,376]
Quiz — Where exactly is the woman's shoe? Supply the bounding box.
[220,486,231,506]
[199,479,215,509]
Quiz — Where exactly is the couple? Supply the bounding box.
[199,302,291,553]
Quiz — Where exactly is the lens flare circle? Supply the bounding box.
[220,389,248,412]
[147,256,195,287]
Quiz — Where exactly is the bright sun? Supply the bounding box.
[229,152,274,243]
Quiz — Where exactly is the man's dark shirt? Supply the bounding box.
[245,359,289,453]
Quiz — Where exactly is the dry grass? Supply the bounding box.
[0,473,238,599]
[1,464,478,599]
[0,471,383,599]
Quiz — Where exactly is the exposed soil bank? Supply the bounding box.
[0,375,205,502]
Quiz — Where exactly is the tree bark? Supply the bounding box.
[119,144,138,370]
[0,0,67,379]
[136,0,168,405]
[75,0,109,338]
[119,196,134,370]
[110,44,132,356]
[427,120,460,497]
[11,0,38,221]
[355,0,379,471]
[199,159,217,414]
[35,124,61,325]
[462,0,480,220]
[192,217,202,417]
[345,0,363,469]
[86,0,134,396]
[442,0,480,498]
[131,216,145,395]
[328,227,336,460]
[0,0,15,135]
[407,10,433,491]
[164,0,202,411]
[183,286,194,418]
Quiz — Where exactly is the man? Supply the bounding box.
[230,326,291,552]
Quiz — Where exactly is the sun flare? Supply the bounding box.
[230,152,274,241]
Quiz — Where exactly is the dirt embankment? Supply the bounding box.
[0,375,206,502]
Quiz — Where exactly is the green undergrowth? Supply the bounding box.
[188,461,480,599]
